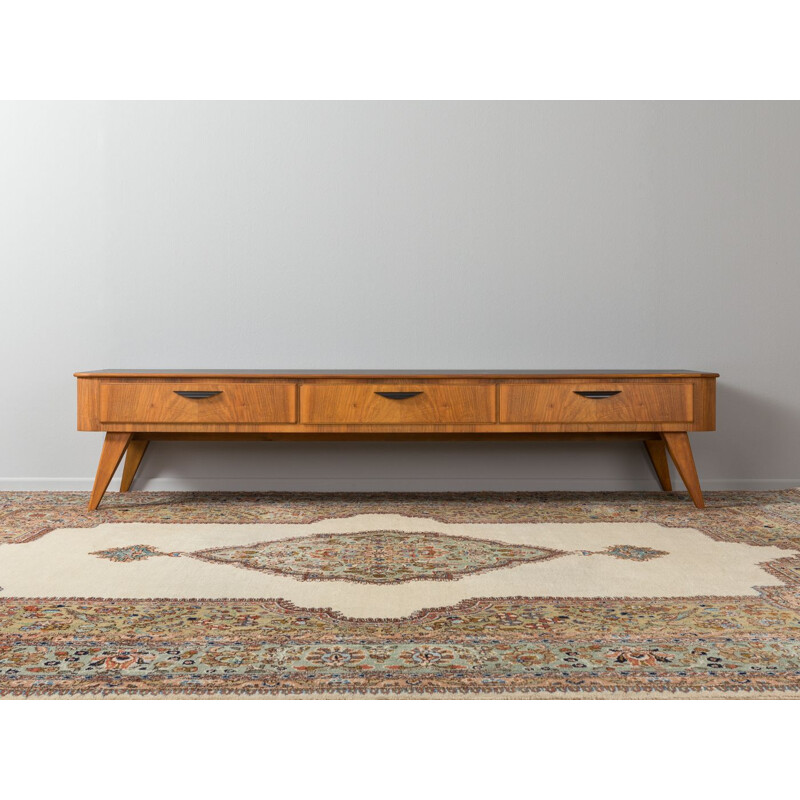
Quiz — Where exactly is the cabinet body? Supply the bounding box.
[75,370,718,509]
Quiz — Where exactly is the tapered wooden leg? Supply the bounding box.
[120,439,149,492]
[88,433,132,510]
[644,438,672,492]
[661,432,704,508]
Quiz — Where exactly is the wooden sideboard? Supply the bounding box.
[75,370,718,510]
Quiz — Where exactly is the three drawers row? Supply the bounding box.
[98,381,695,425]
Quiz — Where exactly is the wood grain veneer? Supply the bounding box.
[300,384,495,425]
[75,369,719,378]
[499,383,694,424]
[99,382,296,425]
[76,370,718,509]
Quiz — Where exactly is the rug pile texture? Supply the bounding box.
[1,490,799,698]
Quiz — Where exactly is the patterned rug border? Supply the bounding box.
[6,690,800,700]
[4,488,800,544]
[2,582,799,624]
[3,684,800,699]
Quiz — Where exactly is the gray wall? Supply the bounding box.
[1,102,799,491]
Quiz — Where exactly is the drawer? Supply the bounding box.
[499,383,693,424]
[100,383,297,424]
[300,384,496,424]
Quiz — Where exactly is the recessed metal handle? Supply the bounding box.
[574,390,621,399]
[174,390,222,399]
[375,391,423,400]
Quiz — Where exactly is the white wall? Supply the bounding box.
[1,102,798,491]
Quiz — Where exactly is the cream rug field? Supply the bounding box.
[1,490,799,698]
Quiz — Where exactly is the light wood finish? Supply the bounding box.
[76,371,718,509]
[644,438,672,492]
[88,433,131,511]
[136,432,663,442]
[95,422,710,433]
[76,369,720,379]
[120,439,149,492]
[300,384,495,425]
[662,431,704,508]
[77,375,716,433]
[99,382,296,425]
[500,383,693,425]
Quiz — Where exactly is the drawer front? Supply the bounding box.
[499,383,694,424]
[100,383,297,424]
[300,384,496,424]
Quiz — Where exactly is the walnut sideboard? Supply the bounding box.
[75,369,718,510]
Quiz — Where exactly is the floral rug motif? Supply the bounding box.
[92,529,564,584]
[1,490,800,698]
[89,533,668,584]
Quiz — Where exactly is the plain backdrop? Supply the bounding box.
[2,2,797,785]
[1,101,799,491]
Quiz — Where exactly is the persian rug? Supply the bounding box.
[1,490,799,699]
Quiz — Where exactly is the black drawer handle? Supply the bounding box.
[574,390,621,399]
[174,390,222,399]
[375,391,423,400]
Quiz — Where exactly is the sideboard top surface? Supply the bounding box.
[75,369,720,379]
